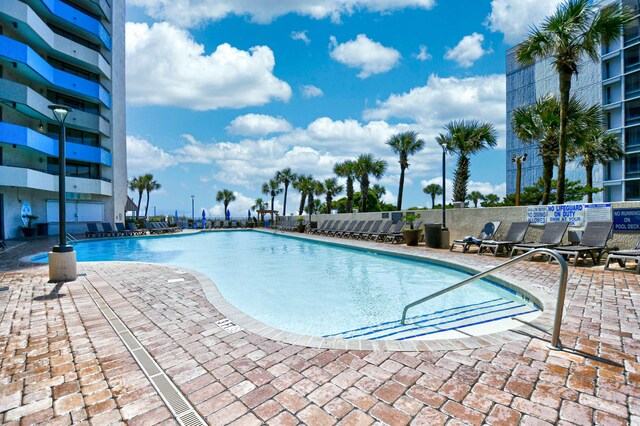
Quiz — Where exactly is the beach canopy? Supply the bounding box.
[202,209,206,219]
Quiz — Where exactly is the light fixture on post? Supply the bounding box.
[191,195,195,228]
[438,139,450,248]
[47,104,76,283]
[512,153,528,206]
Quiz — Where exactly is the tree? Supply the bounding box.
[322,178,343,214]
[516,0,631,203]
[468,191,484,208]
[306,180,324,220]
[437,120,497,203]
[275,168,297,216]
[293,174,314,215]
[333,160,357,213]
[481,193,501,207]
[128,176,144,220]
[423,184,443,209]
[385,131,425,209]
[142,174,160,219]
[251,198,267,221]
[215,189,236,217]
[261,179,282,220]
[371,184,386,207]
[502,178,596,205]
[354,154,387,213]
[575,127,623,202]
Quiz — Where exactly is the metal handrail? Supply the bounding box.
[66,233,78,244]
[400,248,568,349]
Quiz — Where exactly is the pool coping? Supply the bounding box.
[195,229,560,352]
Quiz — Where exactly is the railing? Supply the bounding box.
[400,248,568,349]
[66,232,78,244]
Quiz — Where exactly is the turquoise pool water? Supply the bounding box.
[31,231,538,338]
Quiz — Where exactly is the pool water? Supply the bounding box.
[32,231,539,339]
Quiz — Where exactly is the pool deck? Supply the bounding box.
[1,230,639,425]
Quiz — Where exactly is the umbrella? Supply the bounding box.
[174,210,178,223]
[202,209,206,228]
[247,209,251,219]
[202,209,206,219]
[226,210,231,220]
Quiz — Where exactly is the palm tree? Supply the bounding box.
[354,154,387,213]
[293,174,314,215]
[437,120,497,203]
[333,160,357,213]
[307,180,324,220]
[482,193,501,207]
[423,183,442,209]
[372,184,386,207]
[322,178,343,214]
[385,131,425,210]
[468,191,484,208]
[128,176,144,220]
[216,189,236,218]
[142,174,160,219]
[251,198,267,221]
[516,0,631,203]
[275,168,297,216]
[575,128,623,203]
[261,179,282,220]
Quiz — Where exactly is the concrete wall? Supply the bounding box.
[310,202,640,250]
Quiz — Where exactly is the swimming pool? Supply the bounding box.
[31,231,541,341]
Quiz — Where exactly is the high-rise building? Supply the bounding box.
[506,0,640,203]
[0,0,126,239]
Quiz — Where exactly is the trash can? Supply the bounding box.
[424,224,442,248]
[36,223,49,236]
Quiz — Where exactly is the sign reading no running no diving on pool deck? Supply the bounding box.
[613,208,640,232]
[527,203,612,228]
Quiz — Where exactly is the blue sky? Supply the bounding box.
[124,0,563,217]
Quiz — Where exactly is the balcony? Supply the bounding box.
[0,163,111,195]
[0,35,110,107]
[0,122,111,166]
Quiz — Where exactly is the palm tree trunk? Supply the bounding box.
[326,195,332,214]
[270,196,274,220]
[361,177,369,212]
[586,164,593,203]
[308,193,314,220]
[224,202,229,218]
[298,193,306,215]
[431,194,435,209]
[397,166,405,210]
[557,70,572,205]
[346,178,354,213]
[283,184,289,216]
[144,191,150,219]
[453,155,470,202]
[541,157,554,205]
[136,191,143,220]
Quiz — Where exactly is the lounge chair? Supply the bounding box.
[86,223,101,238]
[350,220,375,239]
[605,239,640,273]
[101,223,120,237]
[115,222,134,236]
[554,221,613,266]
[328,221,349,236]
[342,221,365,238]
[0,240,6,250]
[369,221,393,241]
[510,222,569,257]
[127,222,146,236]
[450,221,501,253]
[478,222,530,256]
[383,221,408,243]
[356,220,382,240]
[311,220,333,234]
[335,221,357,237]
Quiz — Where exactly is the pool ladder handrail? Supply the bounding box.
[400,248,568,349]
[66,232,78,245]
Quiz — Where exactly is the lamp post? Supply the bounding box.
[512,153,528,206]
[438,140,448,230]
[48,104,76,282]
[191,195,195,228]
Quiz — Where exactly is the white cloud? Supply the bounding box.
[444,33,491,68]
[128,0,435,27]
[329,34,401,78]
[420,178,506,204]
[126,22,291,110]
[485,0,563,44]
[126,135,177,175]
[226,114,293,136]
[414,45,432,61]
[301,85,324,98]
[291,30,311,44]
[364,74,506,148]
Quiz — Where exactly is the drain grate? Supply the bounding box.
[82,280,206,426]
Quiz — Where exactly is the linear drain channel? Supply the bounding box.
[82,280,206,426]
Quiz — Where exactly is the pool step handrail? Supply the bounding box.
[66,232,78,244]
[400,248,568,349]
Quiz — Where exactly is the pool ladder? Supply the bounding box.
[400,248,568,349]
[66,233,78,245]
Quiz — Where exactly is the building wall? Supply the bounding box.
[0,0,125,239]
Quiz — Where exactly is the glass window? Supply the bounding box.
[627,99,640,125]
[47,158,99,179]
[626,180,640,200]
[626,125,640,151]
[624,0,640,14]
[626,154,640,178]
[627,72,640,99]
[47,91,99,115]
[47,125,99,147]
[625,18,640,46]
[626,46,640,72]
[48,57,99,83]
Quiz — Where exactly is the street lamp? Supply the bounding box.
[191,195,195,227]
[48,104,76,282]
[512,153,528,206]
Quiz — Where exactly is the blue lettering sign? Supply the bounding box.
[613,208,640,232]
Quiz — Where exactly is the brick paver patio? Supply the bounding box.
[0,233,639,425]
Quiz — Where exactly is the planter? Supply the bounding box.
[21,227,36,238]
[402,228,422,246]
[296,224,305,233]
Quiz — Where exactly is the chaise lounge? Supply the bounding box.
[478,222,529,256]
[509,221,569,257]
[553,221,613,266]
[450,221,501,253]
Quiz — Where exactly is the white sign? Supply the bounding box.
[526,206,547,225]
[547,204,584,227]
[584,203,612,222]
